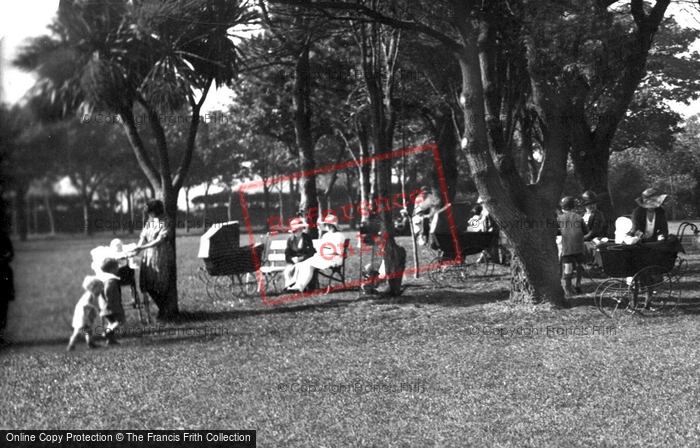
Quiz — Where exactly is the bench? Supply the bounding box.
[313,238,351,294]
[260,237,351,294]
[259,239,288,293]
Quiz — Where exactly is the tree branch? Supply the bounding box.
[137,97,172,192]
[119,108,161,190]
[270,0,463,53]
[173,79,212,190]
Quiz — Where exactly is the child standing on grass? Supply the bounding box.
[67,276,103,351]
[98,258,125,346]
[557,196,585,299]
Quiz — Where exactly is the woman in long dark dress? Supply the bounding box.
[131,200,176,319]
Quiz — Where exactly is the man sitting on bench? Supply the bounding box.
[287,214,346,293]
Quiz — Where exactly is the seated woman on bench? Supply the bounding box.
[287,214,346,293]
[283,217,316,290]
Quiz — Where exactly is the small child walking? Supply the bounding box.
[67,276,103,351]
[557,196,585,298]
[98,258,125,346]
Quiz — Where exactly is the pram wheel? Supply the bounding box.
[631,265,677,313]
[232,272,258,298]
[595,279,635,319]
[462,252,494,278]
[428,256,466,285]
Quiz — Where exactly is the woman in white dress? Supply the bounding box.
[289,214,345,292]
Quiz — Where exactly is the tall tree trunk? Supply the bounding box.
[44,194,56,235]
[278,187,285,223]
[109,189,118,236]
[424,106,460,203]
[185,186,191,232]
[263,183,270,219]
[344,171,358,230]
[357,121,372,221]
[83,199,91,236]
[227,189,234,222]
[453,15,568,305]
[516,115,537,184]
[202,181,210,228]
[571,142,614,235]
[159,183,180,320]
[569,6,668,234]
[127,187,134,234]
[293,40,320,238]
[361,22,404,295]
[81,183,92,237]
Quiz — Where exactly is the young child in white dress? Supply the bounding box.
[67,276,103,351]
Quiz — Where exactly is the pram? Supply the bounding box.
[426,202,499,285]
[197,221,265,302]
[594,222,699,318]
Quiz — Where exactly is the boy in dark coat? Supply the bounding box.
[557,197,585,298]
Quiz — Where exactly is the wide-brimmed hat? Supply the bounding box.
[635,188,667,209]
[322,214,339,228]
[560,196,576,211]
[288,217,307,232]
[581,190,598,205]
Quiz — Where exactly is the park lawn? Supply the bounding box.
[2,227,700,447]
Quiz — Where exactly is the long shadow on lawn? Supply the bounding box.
[4,283,510,350]
[178,283,510,324]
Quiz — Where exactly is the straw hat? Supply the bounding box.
[322,214,339,229]
[635,188,667,209]
[288,217,307,232]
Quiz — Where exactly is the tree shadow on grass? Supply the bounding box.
[365,285,510,308]
[5,279,510,350]
[176,281,510,325]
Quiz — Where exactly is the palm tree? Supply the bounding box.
[15,0,257,318]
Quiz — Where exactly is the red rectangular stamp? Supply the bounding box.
[238,143,461,306]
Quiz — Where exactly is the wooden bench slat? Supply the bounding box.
[269,240,287,250]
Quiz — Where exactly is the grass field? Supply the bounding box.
[2,225,700,446]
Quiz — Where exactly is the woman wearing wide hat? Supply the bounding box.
[283,217,315,290]
[628,188,669,243]
[288,214,346,293]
